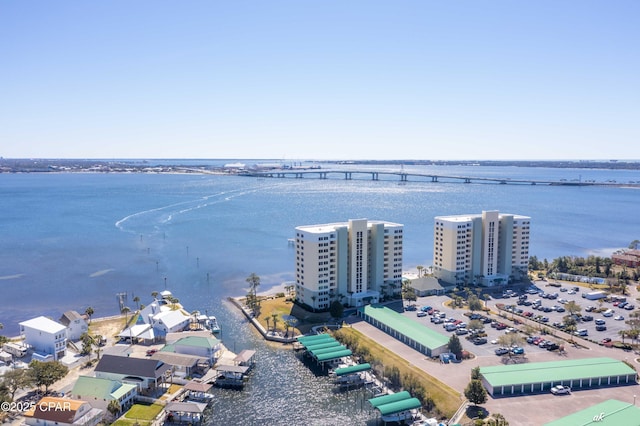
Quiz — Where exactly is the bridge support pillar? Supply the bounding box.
[372,172,378,181]
[320,172,327,179]
[345,172,352,180]
[464,178,471,183]
[400,174,407,182]
[431,176,438,182]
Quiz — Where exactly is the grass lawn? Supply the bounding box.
[334,327,461,419]
[122,403,164,423]
[253,296,335,334]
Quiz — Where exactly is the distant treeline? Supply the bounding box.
[529,255,639,281]
[331,159,640,170]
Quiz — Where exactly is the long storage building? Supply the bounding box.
[358,305,449,357]
[480,357,637,397]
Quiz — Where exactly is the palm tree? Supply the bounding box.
[151,291,159,300]
[84,307,94,324]
[264,316,271,332]
[272,313,279,333]
[107,400,121,419]
[121,306,131,328]
[416,265,424,278]
[619,330,629,343]
[133,296,140,310]
[283,320,290,338]
[310,296,316,311]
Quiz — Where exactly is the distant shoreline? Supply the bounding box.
[2,158,640,173]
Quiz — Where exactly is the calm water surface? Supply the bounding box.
[1,164,639,424]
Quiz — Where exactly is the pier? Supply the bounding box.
[241,169,640,187]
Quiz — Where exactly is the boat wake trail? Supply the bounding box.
[114,185,279,234]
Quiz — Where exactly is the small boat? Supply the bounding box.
[208,316,221,334]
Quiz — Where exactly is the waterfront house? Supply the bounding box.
[94,354,171,392]
[152,310,191,335]
[19,316,67,361]
[161,336,222,365]
[59,310,89,342]
[70,376,137,414]
[151,351,209,378]
[24,396,103,426]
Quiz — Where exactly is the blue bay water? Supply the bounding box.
[1,165,639,424]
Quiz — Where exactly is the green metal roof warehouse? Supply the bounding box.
[480,357,637,397]
[544,399,640,426]
[358,305,449,357]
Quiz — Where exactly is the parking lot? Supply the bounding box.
[353,283,640,425]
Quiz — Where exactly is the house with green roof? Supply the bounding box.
[480,357,637,397]
[544,399,640,426]
[162,336,222,364]
[70,375,137,414]
[358,305,449,357]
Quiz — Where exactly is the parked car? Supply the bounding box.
[624,304,635,310]
[550,385,571,395]
[546,343,560,351]
[417,311,427,317]
[511,347,525,355]
[455,328,468,335]
[596,325,607,331]
[603,309,614,317]
[495,348,509,356]
[581,315,593,322]
[614,315,625,321]
[473,337,487,345]
[595,319,606,325]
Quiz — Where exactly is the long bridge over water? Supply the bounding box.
[240,169,639,187]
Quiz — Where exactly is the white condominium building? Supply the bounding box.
[294,219,403,310]
[433,210,530,287]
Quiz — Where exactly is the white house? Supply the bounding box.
[152,310,190,334]
[19,316,67,361]
[59,310,89,342]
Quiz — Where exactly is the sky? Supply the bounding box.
[1,1,639,161]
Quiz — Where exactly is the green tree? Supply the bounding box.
[467,295,483,312]
[1,368,34,401]
[80,332,94,356]
[121,306,131,327]
[464,379,488,406]
[29,360,68,393]
[107,399,121,418]
[264,316,271,332]
[133,296,140,310]
[271,313,279,333]
[470,366,481,380]
[565,301,582,317]
[447,334,463,360]
[329,300,344,320]
[84,307,94,324]
[246,273,261,312]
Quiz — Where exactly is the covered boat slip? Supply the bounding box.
[368,391,412,408]
[304,340,342,352]
[315,349,353,362]
[480,357,638,397]
[333,363,371,377]
[368,391,422,420]
[358,305,449,357]
[297,333,334,345]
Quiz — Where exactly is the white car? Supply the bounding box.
[490,339,498,344]
[550,385,571,395]
[614,315,625,321]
